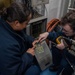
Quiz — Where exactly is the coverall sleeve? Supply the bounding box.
[0,43,34,75]
[47,31,63,41]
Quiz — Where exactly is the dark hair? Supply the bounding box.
[1,2,33,23]
[61,10,75,31]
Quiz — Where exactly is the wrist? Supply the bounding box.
[46,32,49,36]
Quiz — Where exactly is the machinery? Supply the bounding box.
[0,0,13,15]
[0,0,13,8]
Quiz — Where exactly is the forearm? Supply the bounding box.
[18,52,34,75]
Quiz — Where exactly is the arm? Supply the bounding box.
[38,31,63,42]
[0,43,34,75]
[47,31,63,41]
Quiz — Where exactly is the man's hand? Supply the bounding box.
[26,47,35,56]
[26,40,40,56]
[32,40,39,48]
[38,32,49,42]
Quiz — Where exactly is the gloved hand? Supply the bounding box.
[56,39,68,50]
